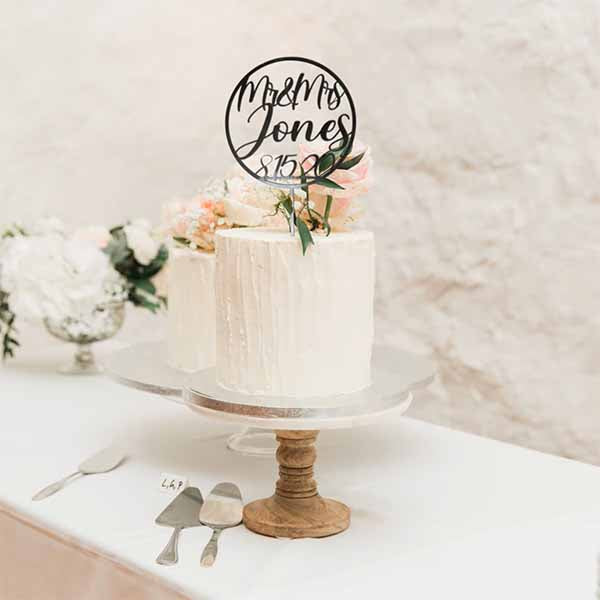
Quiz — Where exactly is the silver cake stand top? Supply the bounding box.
[104,342,435,430]
[104,341,190,397]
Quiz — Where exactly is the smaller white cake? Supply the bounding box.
[167,247,216,372]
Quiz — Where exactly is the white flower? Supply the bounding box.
[1,216,65,239]
[293,200,302,211]
[223,196,266,227]
[1,235,125,323]
[224,176,277,226]
[198,177,227,199]
[123,222,159,265]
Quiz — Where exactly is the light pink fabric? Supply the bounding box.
[0,504,189,600]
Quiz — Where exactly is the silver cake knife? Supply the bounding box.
[32,446,125,501]
[155,487,204,565]
[199,482,243,567]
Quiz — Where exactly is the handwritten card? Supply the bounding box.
[158,472,188,494]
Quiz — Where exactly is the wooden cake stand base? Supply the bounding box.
[243,430,350,538]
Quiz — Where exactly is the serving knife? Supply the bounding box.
[155,486,204,565]
[32,446,125,501]
[199,482,243,567]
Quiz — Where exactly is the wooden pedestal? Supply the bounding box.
[243,430,350,538]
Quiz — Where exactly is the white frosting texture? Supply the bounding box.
[215,229,374,398]
[166,247,216,372]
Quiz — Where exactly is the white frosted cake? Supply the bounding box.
[215,228,374,398]
[167,247,216,372]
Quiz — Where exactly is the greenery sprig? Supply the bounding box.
[0,289,18,360]
[104,226,168,313]
[1,224,23,359]
[272,142,366,255]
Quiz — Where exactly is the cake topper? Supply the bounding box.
[225,57,363,252]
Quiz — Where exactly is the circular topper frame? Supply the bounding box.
[225,56,356,189]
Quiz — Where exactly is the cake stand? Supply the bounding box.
[105,343,434,537]
[183,346,435,538]
[103,341,275,455]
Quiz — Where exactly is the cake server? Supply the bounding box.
[155,486,204,566]
[199,482,243,567]
[32,445,125,501]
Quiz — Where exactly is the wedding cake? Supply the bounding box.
[166,247,215,372]
[215,228,374,398]
[162,178,276,372]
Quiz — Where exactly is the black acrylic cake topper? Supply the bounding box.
[225,56,356,191]
[225,57,361,252]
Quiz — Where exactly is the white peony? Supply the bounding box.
[123,221,159,265]
[0,235,126,323]
[224,176,279,227]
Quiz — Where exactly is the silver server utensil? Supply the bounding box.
[155,486,204,566]
[32,446,125,501]
[199,482,243,567]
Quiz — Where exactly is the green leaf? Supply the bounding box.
[313,177,345,190]
[129,288,161,313]
[296,219,314,256]
[104,234,131,266]
[144,245,168,276]
[330,137,351,156]
[134,278,156,295]
[281,197,293,216]
[323,195,333,236]
[337,151,365,171]
[324,195,333,222]
[0,289,18,360]
[317,151,335,175]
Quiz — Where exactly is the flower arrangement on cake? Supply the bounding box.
[161,141,371,258]
[270,140,371,254]
[0,217,167,360]
[161,177,281,252]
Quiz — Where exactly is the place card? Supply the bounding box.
[158,472,188,494]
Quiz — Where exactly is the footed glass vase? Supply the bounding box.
[44,302,126,375]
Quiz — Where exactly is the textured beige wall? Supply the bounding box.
[1,2,599,462]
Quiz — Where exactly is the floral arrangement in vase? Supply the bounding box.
[0,217,167,370]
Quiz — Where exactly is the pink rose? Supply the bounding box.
[298,141,371,229]
[299,140,371,199]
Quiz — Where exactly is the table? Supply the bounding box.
[2,344,600,599]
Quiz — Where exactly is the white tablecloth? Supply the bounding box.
[1,344,600,599]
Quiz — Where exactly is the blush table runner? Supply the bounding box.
[1,344,600,599]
